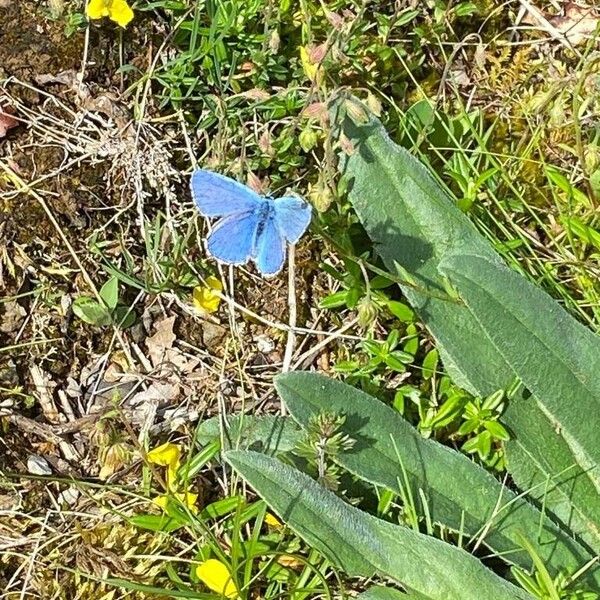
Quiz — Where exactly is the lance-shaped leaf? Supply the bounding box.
[226,450,532,600]
[276,371,599,587]
[358,586,416,599]
[333,97,600,556]
[440,253,600,553]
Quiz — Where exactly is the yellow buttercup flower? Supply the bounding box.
[87,0,134,27]
[193,275,223,314]
[196,559,239,599]
[147,441,180,488]
[153,490,199,514]
[264,513,283,528]
[147,442,199,513]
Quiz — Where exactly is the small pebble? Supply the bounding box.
[27,455,52,476]
[58,487,79,506]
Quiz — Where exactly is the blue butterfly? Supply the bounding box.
[191,169,312,276]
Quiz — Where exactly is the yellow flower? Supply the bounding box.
[196,559,239,598]
[154,490,198,514]
[147,442,180,489]
[193,276,223,314]
[264,513,283,528]
[147,442,198,514]
[87,0,134,27]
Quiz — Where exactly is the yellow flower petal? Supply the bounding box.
[147,442,181,471]
[109,0,134,27]
[193,275,223,314]
[177,490,199,513]
[87,0,110,19]
[196,559,239,598]
[153,490,198,514]
[264,513,283,528]
[153,494,169,510]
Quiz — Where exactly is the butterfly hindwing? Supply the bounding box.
[273,196,312,243]
[254,210,286,276]
[207,211,260,265]
[191,169,262,217]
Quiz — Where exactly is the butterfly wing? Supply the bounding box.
[273,196,312,243]
[191,169,262,217]
[254,210,286,276]
[207,211,260,265]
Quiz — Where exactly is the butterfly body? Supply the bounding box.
[191,169,311,276]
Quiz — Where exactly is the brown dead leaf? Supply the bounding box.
[0,300,26,334]
[247,171,268,195]
[146,316,177,368]
[326,11,344,30]
[30,365,60,423]
[302,102,328,120]
[202,321,228,352]
[309,43,328,64]
[242,88,271,101]
[550,3,599,46]
[34,70,79,87]
[145,315,201,376]
[523,2,599,46]
[339,133,355,156]
[0,106,18,138]
[127,381,180,407]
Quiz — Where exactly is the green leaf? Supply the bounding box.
[363,340,384,356]
[319,291,348,309]
[357,586,412,599]
[275,372,597,584]
[387,300,416,322]
[484,420,509,441]
[128,513,185,532]
[421,349,439,379]
[561,216,600,251]
[384,352,411,371]
[346,286,361,308]
[199,496,245,520]
[333,97,600,560]
[334,96,508,395]
[440,253,600,554]
[431,393,464,427]
[546,166,590,207]
[195,414,301,455]
[226,450,532,600]
[99,276,119,310]
[113,305,136,329]
[100,577,216,599]
[395,9,420,27]
[72,296,112,326]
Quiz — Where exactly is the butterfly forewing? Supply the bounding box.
[273,196,312,243]
[191,169,262,217]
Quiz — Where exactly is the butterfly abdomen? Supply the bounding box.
[253,200,276,246]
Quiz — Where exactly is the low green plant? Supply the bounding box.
[335,329,414,379]
[293,411,355,491]
[456,388,509,468]
[72,276,136,328]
